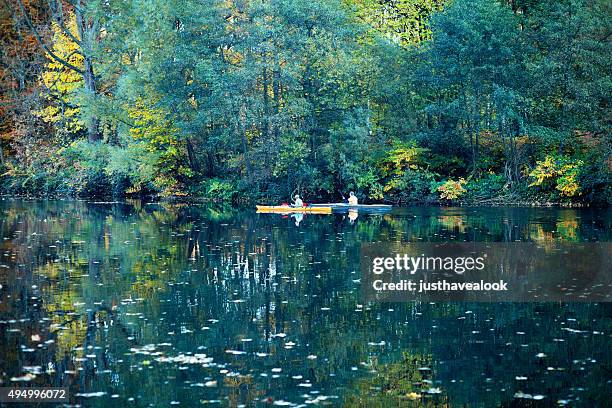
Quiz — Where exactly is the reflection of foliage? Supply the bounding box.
[556,219,578,241]
[437,215,464,231]
[344,352,446,407]
[224,375,263,406]
[39,264,87,360]
[1,200,608,407]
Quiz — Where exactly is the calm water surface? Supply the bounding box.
[0,200,610,407]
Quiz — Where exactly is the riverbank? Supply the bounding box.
[0,193,598,208]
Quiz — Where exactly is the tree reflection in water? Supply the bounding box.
[0,200,609,407]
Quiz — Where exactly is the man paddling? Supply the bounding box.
[292,194,304,207]
[348,191,358,205]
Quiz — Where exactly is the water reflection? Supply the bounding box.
[0,200,609,407]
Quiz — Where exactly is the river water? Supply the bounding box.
[0,199,610,407]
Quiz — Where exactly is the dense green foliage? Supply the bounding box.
[0,0,609,204]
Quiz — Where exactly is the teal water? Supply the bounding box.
[0,200,610,407]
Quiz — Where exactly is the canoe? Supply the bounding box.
[256,205,332,214]
[310,203,392,212]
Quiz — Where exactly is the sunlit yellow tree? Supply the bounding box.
[529,155,583,198]
[36,13,84,136]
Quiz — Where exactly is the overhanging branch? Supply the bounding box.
[16,0,84,75]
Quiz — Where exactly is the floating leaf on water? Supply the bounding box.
[75,392,107,398]
[10,373,36,382]
[22,366,42,374]
[225,350,247,355]
[513,391,545,400]
[156,354,213,364]
[562,328,585,334]
[426,387,442,394]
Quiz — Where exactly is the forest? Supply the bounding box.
[0,0,610,205]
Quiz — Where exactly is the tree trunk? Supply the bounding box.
[75,2,101,143]
[83,60,100,142]
[273,51,281,141]
[239,104,252,178]
[186,138,200,173]
[262,64,270,139]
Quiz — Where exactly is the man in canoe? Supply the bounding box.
[348,191,358,205]
[292,194,304,207]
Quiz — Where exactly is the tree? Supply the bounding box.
[0,0,50,160]
[347,0,444,46]
[36,12,84,136]
[415,0,525,181]
[17,0,102,142]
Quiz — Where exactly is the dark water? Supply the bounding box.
[0,200,610,407]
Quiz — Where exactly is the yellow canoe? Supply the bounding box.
[256,205,332,214]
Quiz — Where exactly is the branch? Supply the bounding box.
[16,0,84,75]
[55,19,83,48]
[47,0,83,47]
[64,0,84,14]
